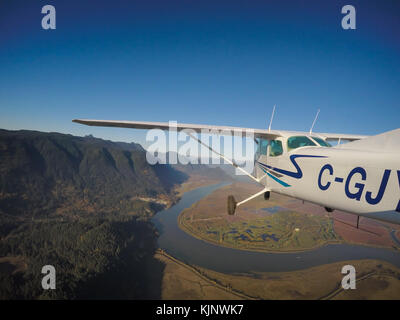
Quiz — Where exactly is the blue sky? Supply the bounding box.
[0,0,399,147]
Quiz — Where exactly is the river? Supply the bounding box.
[152,183,400,274]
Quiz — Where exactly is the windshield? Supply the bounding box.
[312,136,332,147]
[287,136,316,151]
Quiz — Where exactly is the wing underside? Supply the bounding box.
[72,119,367,141]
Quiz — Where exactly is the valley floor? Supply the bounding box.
[151,250,400,300]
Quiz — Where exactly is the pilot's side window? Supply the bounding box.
[269,140,283,157]
[259,139,269,155]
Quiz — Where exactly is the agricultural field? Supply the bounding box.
[192,212,338,251]
[179,183,342,252]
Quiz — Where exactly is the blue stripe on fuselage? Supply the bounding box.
[258,154,327,179]
[259,167,291,187]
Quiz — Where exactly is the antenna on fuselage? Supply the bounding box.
[268,105,276,132]
[309,109,320,134]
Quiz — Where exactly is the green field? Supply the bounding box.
[181,210,341,252]
[178,183,343,252]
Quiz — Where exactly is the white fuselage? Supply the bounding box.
[255,143,400,224]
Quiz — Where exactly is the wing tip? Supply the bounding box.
[72,119,88,124]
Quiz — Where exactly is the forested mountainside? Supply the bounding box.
[0,129,188,218]
[0,129,230,299]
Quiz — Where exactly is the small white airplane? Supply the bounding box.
[73,118,400,226]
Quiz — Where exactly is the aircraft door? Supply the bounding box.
[254,138,269,162]
[255,138,270,180]
[254,138,284,182]
[267,139,283,167]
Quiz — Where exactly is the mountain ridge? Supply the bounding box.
[0,129,187,218]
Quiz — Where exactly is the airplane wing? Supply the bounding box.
[72,119,282,139]
[72,119,367,141]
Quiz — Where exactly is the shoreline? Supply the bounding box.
[154,248,257,300]
[155,249,400,300]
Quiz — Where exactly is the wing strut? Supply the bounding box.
[186,132,261,184]
[185,132,271,216]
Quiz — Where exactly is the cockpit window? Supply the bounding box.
[269,140,283,157]
[311,136,332,147]
[259,138,269,155]
[287,136,316,151]
[256,138,283,157]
